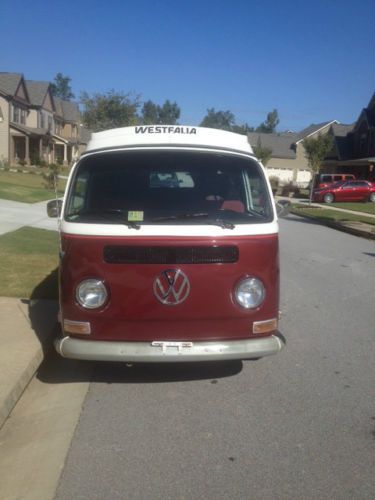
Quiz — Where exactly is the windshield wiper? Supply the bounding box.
[66,209,141,230]
[219,207,264,219]
[151,212,209,222]
[152,212,235,229]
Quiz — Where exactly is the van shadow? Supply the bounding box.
[30,267,59,301]
[21,267,60,359]
[37,353,244,385]
[92,358,244,384]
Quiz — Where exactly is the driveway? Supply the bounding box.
[0,199,58,236]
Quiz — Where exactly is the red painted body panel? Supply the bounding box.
[313,181,375,202]
[60,233,279,342]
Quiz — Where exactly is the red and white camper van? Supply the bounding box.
[48,125,285,362]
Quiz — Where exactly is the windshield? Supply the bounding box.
[65,150,273,226]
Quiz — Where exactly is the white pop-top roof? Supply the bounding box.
[85,125,254,155]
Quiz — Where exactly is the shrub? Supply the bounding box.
[281,182,300,197]
[269,176,280,194]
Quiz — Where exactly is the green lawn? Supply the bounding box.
[329,202,375,215]
[0,227,59,299]
[0,171,65,203]
[291,204,375,226]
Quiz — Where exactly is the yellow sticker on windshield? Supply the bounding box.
[128,211,144,222]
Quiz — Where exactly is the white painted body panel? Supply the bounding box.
[85,125,254,155]
[60,219,279,237]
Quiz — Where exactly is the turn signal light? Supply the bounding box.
[253,318,278,334]
[63,319,91,335]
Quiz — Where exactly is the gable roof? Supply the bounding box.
[26,80,51,107]
[296,120,338,143]
[0,72,30,105]
[0,72,23,96]
[60,100,80,122]
[54,97,80,121]
[328,123,355,160]
[248,132,299,159]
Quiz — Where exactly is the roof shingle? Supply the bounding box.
[248,132,298,159]
[0,72,23,97]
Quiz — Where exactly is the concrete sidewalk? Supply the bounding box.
[0,298,58,429]
[0,199,59,429]
[0,199,58,236]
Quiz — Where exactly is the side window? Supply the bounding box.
[68,170,89,213]
[321,175,331,182]
[333,175,342,182]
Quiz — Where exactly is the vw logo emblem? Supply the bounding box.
[153,269,190,305]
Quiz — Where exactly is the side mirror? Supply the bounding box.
[47,199,63,218]
[276,200,291,218]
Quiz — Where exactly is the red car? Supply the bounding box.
[313,180,375,203]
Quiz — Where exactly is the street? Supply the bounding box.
[1,214,374,500]
[52,215,375,500]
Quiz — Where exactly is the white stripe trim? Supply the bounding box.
[60,220,279,237]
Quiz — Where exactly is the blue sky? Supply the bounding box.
[1,0,375,131]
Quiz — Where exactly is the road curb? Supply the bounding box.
[0,298,58,429]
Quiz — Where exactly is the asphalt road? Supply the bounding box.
[55,215,375,500]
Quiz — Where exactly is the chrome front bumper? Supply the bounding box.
[55,334,285,362]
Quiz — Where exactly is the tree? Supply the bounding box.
[200,108,236,131]
[141,99,181,125]
[256,109,279,133]
[158,100,180,124]
[253,138,272,165]
[232,123,254,135]
[303,133,334,202]
[80,90,140,131]
[50,73,75,100]
[141,100,160,124]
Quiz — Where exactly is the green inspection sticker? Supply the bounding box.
[128,211,144,222]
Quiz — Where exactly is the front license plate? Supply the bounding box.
[151,341,194,353]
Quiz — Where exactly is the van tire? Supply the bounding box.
[323,193,334,203]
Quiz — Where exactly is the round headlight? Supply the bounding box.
[234,277,265,309]
[76,279,108,309]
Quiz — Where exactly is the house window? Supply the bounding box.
[39,111,45,129]
[13,106,20,123]
[55,121,62,135]
[48,115,53,131]
[12,105,26,125]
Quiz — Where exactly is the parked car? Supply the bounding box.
[314,173,356,189]
[313,180,375,203]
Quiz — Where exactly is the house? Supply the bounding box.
[0,72,89,166]
[248,121,338,186]
[323,93,375,181]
